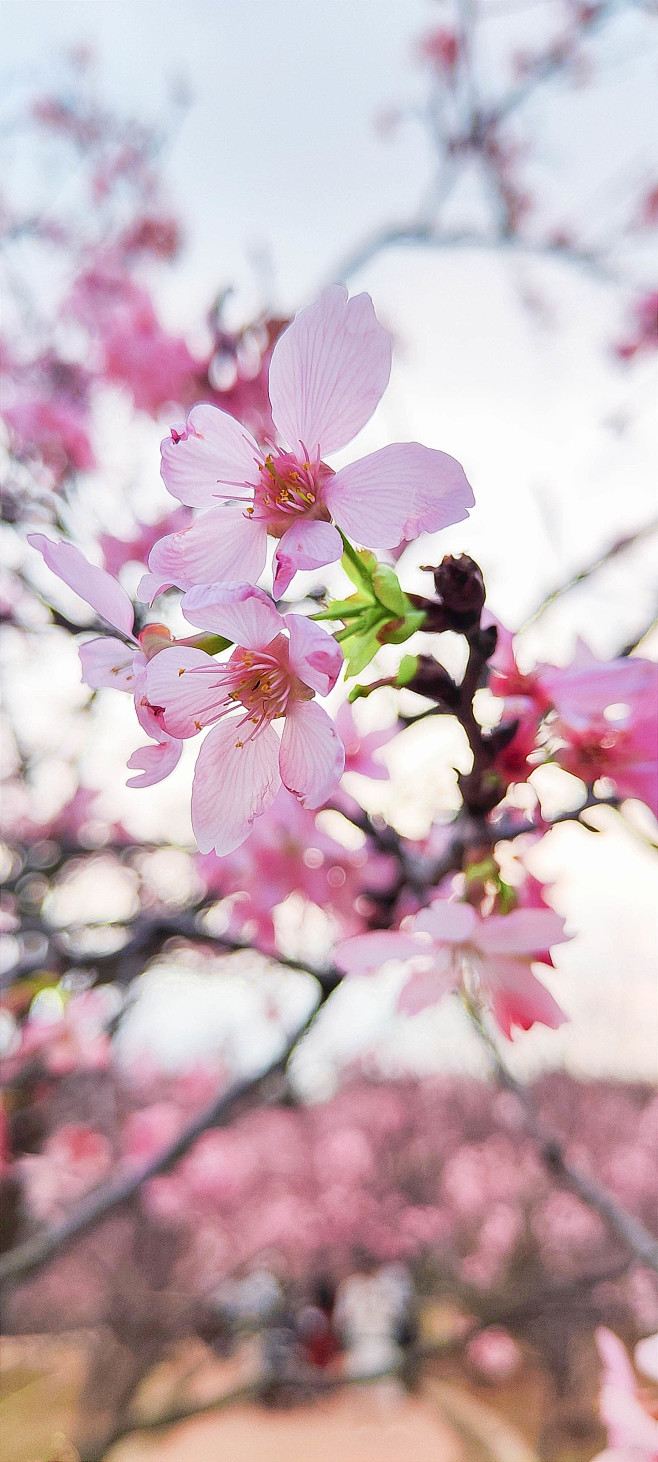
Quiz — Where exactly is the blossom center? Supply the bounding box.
[227,647,292,726]
[247,450,334,536]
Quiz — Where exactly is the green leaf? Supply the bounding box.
[339,537,378,595]
[396,654,419,686]
[371,564,407,616]
[379,609,426,645]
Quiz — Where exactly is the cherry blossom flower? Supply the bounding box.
[144,285,474,601]
[335,899,569,1038]
[593,1326,658,1461]
[145,582,345,853]
[27,533,182,787]
[538,648,658,815]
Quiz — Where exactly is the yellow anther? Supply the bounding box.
[235,739,244,748]
[178,668,185,677]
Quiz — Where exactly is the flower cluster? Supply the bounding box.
[28,285,474,854]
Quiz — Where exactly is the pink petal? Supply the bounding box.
[335,930,427,975]
[79,637,136,691]
[415,901,477,945]
[181,581,282,648]
[272,519,343,597]
[279,700,345,809]
[268,285,392,456]
[596,1327,658,1451]
[191,721,281,855]
[540,656,657,725]
[475,909,568,957]
[285,613,343,696]
[126,735,182,788]
[397,952,456,1014]
[138,507,267,601]
[634,1333,658,1384]
[27,534,135,637]
[145,646,224,738]
[160,402,262,508]
[482,957,567,1039]
[325,443,474,548]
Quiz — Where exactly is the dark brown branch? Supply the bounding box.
[0,979,337,1289]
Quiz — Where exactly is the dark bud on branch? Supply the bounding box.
[427,554,486,630]
[405,654,460,707]
[412,554,487,634]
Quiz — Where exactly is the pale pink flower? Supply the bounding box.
[144,285,474,601]
[336,899,569,1038]
[145,582,345,853]
[27,533,182,787]
[593,1327,658,1462]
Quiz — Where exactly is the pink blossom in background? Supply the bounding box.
[146,582,345,853]
[593,1326,658,1461]
[197,784,394,952]
[146,285,474,601]
[27,534,183,786]
[100,507,192,576]
[2,989,114,1083]
[18,1124,112,1222]
[615,291,658,361]
[336,899,569,1038]
[3,393,95,484]
[102,311,199,416]
[539,648,658,815]
[486,623,658,814]
[465,1325,523,1380]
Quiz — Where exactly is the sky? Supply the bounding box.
[2,0,657,1085]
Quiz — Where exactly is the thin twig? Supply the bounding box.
[464,995,658,1274]
[520,518,658,632]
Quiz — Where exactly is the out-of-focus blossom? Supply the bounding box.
[417,28,460,75]
[18,1123,112,1221]
[148,286,473,600]
[100,507,192,576]
[615,292,658,361]
[593,1326,658,1460]
[197,784,391,951]
[336,900,569,1038]
[3,988,114,1081]
[146,582,344,853]
[539,648,658,815]
[3,396,95,481]
[466,1326,523,1380]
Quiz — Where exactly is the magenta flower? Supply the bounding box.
[27,533,182,787]
[143,285,474,601]
[336,899,569,1038]
[145,583,345,854]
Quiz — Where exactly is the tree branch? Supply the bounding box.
[464,995,658,1274]
[0,980,337,1289]
[520,518,658,632]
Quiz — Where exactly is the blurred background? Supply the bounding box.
[0,2,657,1459]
